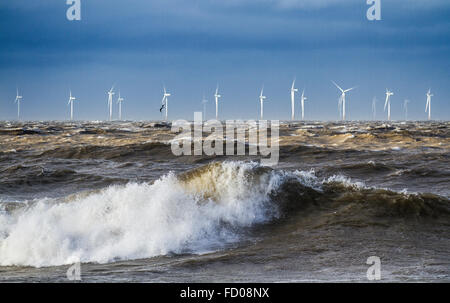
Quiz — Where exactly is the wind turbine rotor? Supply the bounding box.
[291,79,298,92]
[332,81,344,93]
[344,87,357,93]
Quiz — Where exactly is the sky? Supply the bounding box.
[0,0,449,121]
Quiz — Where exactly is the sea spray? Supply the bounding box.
[0,162,282,267]
[1,161,448,268]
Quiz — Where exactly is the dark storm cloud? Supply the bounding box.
[0,0,449,120]
[1,0,448,55]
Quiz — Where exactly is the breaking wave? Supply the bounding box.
[0,162,283,267]
[0,161,448,268]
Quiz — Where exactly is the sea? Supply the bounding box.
[0,120,448,282]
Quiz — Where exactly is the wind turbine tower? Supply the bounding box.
[202,94,208,119]
[14,89,23,121]
[372,97,377,120]
[214,85,222,120]
[384,89,394,121]
[259,86,267,120]
[107,85,115,121]
[332,81,356,121]
[290,79,298,120]
[162,86,171,121]
[425,89,433,120]
[68,90,76,121]
[403,99,410,121]
[300,89,307,120]
[117,91,124,120]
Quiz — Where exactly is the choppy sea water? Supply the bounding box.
[0,121,449,282]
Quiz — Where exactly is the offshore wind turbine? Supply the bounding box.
[300,89,307,120]
[107,85,115,121]
[14,88,23,121]
[372,97,377,120]
[214,85,222,120]
[117,91,124,120]
[425,89,433,120]
[290,79,298,120]
[384,89,394,121]
[161,86,171,121]
[259,86,267,120]
[68,90,76,121]
[403,99,410,121]
[332,81,356,121]
[202,94,208,119]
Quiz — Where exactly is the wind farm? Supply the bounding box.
[2,82,444,122]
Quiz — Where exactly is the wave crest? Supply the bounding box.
[0,161,448,268]
[0,162,281,267]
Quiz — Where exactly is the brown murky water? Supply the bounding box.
[0,121,449,282]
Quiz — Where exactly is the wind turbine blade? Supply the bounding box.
[344,86,357,93]
[331,81,344,93]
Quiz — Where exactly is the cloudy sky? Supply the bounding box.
[0,0,448,121]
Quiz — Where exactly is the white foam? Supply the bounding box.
[0,162,280,268]
[293,169,321,190]
[0,161,394,268]
[324,175,367,189]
